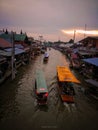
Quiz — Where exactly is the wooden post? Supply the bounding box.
[11,32,15,80]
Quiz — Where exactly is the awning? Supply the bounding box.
[1,48,25,56]
[78,51,92,56]
[82,58,98,67]
[57,66,80,83]
[85,79,98,87]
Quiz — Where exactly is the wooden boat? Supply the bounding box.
[57,66,80,103]
[35,70,48,105]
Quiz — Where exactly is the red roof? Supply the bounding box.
[0,38,11,48]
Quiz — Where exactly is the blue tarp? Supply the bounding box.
[82,57,98,67]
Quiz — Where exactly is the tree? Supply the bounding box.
[69,39,74,43]
[20,30,23,34]
[5,29,8,34]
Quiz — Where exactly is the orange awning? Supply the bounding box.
[57,66,80,83]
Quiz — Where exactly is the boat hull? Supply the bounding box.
[61,94,74,103]
[58,83,75,103]
[37,98,48,105]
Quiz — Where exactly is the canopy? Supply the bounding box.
[57,66,80,83]
[4,48,25,55]
[44,52,49,57]
[36,70,48,93]
[82,58,98,67]
[85,79,98,87]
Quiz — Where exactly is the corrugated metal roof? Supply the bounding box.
[0,38,11,48]
[15,44,24,49]
[79,36,98,43]
[0,48,25,56]
[0,34,12,43]
[5,48,25,55]
[14,34,27,41]
[0,33,27,42]
[0,50,11,56]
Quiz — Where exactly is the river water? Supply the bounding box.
[0,48,98,130]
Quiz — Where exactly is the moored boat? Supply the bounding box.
[35,70,48,105]
[57,66,80,103]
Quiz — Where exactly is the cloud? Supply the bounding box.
[0,0,98,41]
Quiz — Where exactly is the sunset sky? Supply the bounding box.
[0,0,98,42]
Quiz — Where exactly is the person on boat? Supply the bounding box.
[44,52,49,58]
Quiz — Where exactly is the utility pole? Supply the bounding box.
[73,30,76,43]
[84,24,87,38]
[11,31,15,80]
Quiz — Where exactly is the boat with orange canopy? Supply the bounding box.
[57,66,80,103]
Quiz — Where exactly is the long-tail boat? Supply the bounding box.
[57,66,80,103]
[35,70,48,105]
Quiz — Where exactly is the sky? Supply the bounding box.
[0,0,98,42]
